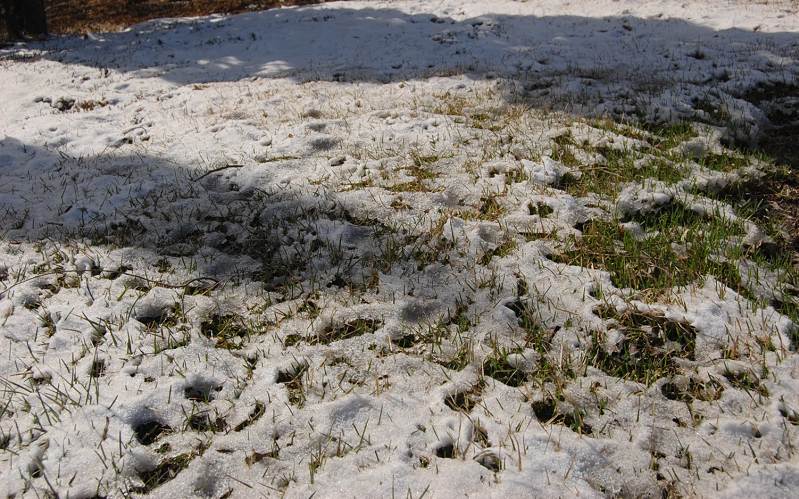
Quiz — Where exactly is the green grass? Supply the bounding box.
[589,306,697,385]
[591,119,697,150]
[723,368,769,397]
[309,318,382,345]
[532,398,593,435]
[693,151,751,172]
[661,377,724,402]
[528,202,554,217]
[643,121,697,150]
[200,314,255,350]
[562,146,684,198]
[551,204,747,293]
[482,351,528,387]
[479,238,518,265]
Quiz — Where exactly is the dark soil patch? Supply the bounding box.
[133,419,171,446]
[444,382,483,413]
[233,401,266,432]
[482,356,528,387]
[532,398,593,435]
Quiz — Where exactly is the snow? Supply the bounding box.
[1,0,799,497]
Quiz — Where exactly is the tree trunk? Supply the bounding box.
[2,0,48,40]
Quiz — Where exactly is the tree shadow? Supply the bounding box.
[6,5,795,156]
[1,4,797,293]
[0,134,395,295]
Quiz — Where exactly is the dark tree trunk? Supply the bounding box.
[2,0,48,40]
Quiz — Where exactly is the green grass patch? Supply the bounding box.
[589,306,697,385]
[562,147,683,198]
[551,205,746,292]
[482,352,528,387]
[643,121,697,150]
[200,314,254,350]
[310,318,382,345]
[479,238,518,265]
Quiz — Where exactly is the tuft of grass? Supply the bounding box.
[385,150,443,192]
[504,298,553,355]
[477,194,505,221]
[564,146,684,198]
[588,306,697,385]
[435,337,474,372]
[723,368,769,397]
[644,121,697,150]
[528,202,554,217]
[136,455,191,491]
[479,238,518,265]
[309,318,382,345]
[201,314,255,350]
[694,151,751,172]
[277,363,308,407]
[444,381,484,413]
[133,420,171,446]
[132,447,204,493]
[233,401,265,432]
[551,132,581,168]
[482,349,528,387]
[186,411,227,433]
[661,377,724,402]
[532,398,593,435]
[551,205,746,293]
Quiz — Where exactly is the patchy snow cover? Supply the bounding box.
[1,0,798,497]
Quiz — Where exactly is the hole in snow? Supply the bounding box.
[183,379,221,402]
[133,419,172,445]
[435,443,454,458]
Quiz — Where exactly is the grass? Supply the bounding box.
[309,318,382,345]
[482,348,528,387]
[4,72,797,498]
[528,202,554,217]
[588,306,697,385]
[561,145,685,198]
[133,419,171,445]
[532,398,593,435]
[479,238,518,265]
[504,298,554,355]
[434,336,475,372]
[550,203,748,294]
[723,368,769,397]
[131,448,204,493]
[444,381,484,413]
[384,150,443,193]
[276,362,309,406]
[660,377,724,402]
[200,314,256,350]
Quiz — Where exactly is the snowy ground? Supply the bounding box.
[1,0,799,497]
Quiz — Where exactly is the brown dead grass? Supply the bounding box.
[44,0,330,35]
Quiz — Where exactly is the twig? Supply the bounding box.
[1,269,220,295]
[192,163,244,181]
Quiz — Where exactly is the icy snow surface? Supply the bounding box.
[1,0,799,497]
